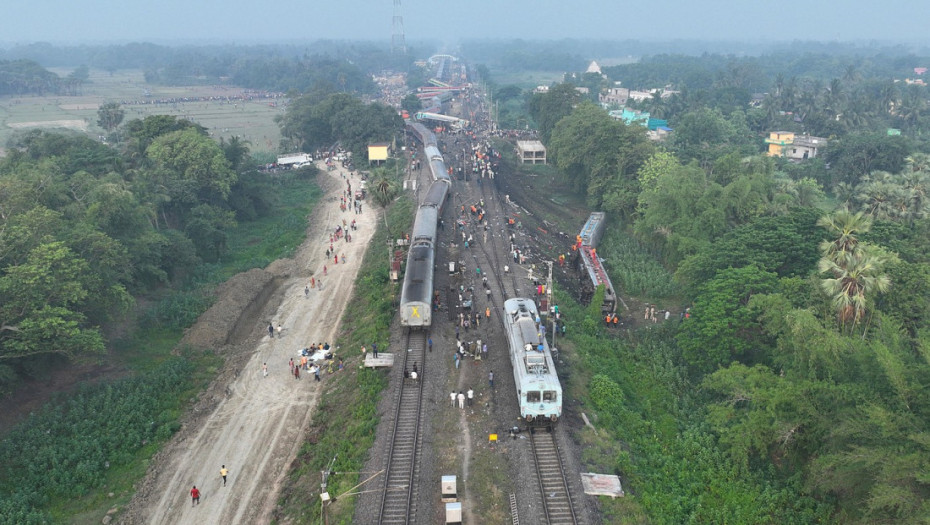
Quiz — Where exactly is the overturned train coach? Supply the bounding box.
[504,298,563,423]
[399,122,451,328]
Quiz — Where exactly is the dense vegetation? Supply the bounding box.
[523,51,930,523]
[0,88,327,522]
[0,115,294,392]
[0,357,195,524]
[276,92,403,160]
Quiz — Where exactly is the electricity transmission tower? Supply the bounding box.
[391,0,406,55]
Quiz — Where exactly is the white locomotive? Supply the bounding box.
[504,298,562,424]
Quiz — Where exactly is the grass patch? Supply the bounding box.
[468,447,513,524]
[487,69,563,90]
[599,228,681,301]
[275,196,414,524]
[1,68,284,159]
[208,170,322,283]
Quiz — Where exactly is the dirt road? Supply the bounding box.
[121,162,376,524]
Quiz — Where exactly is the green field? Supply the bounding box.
[488,69,564,90]
[0,68,284,156]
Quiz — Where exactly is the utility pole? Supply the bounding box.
[546,261,557,356]
[320,455,337,525]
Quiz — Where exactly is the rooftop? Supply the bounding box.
[516,140,546,152]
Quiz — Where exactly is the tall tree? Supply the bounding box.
[817,208,890,331]
[528,82,581,143]
[96,102,124,133]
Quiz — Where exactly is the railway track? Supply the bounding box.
[531,429,578,525]
[378,330,427,524]
[473,157,581,525]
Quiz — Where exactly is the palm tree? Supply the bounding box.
[878,81,899,115]
[774,73,786,98]
[823,78,846,120]
[842,64,861,84]
[906,152,930,173]
[898,165,930,221]
[833,182,857,206]
[819,249,890,330]
[855,172,907,221]
[369,168,399,233]
[897,88,927,133]
[817,207,890,333]
[817,207,873,259]
[647,91,665,119]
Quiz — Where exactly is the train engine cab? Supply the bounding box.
[504,298,563,424]
[518,366,562,424]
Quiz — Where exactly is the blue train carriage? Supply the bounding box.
[504,298,563,424]
[399,206,439,328]
[423,145,443,163]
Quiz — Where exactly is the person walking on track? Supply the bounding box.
[220,465,228,487]
[190,486,200,506]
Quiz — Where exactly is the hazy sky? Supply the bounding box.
[2,0,927,45]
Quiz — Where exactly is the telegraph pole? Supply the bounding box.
[546,261,558,356]
[320,455,337,525]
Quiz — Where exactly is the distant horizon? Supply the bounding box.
[2,36,930,49]
[3,0,929,47]
[3,37,930,63]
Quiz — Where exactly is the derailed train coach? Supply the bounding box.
[504,298,563,424]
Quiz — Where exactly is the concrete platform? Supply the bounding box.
[580,472,624,498]
[364,354,395,368]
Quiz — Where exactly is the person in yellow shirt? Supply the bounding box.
[220,465,229,487]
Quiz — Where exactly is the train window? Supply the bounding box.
[527,391,541,402]
[543,391,558,402]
